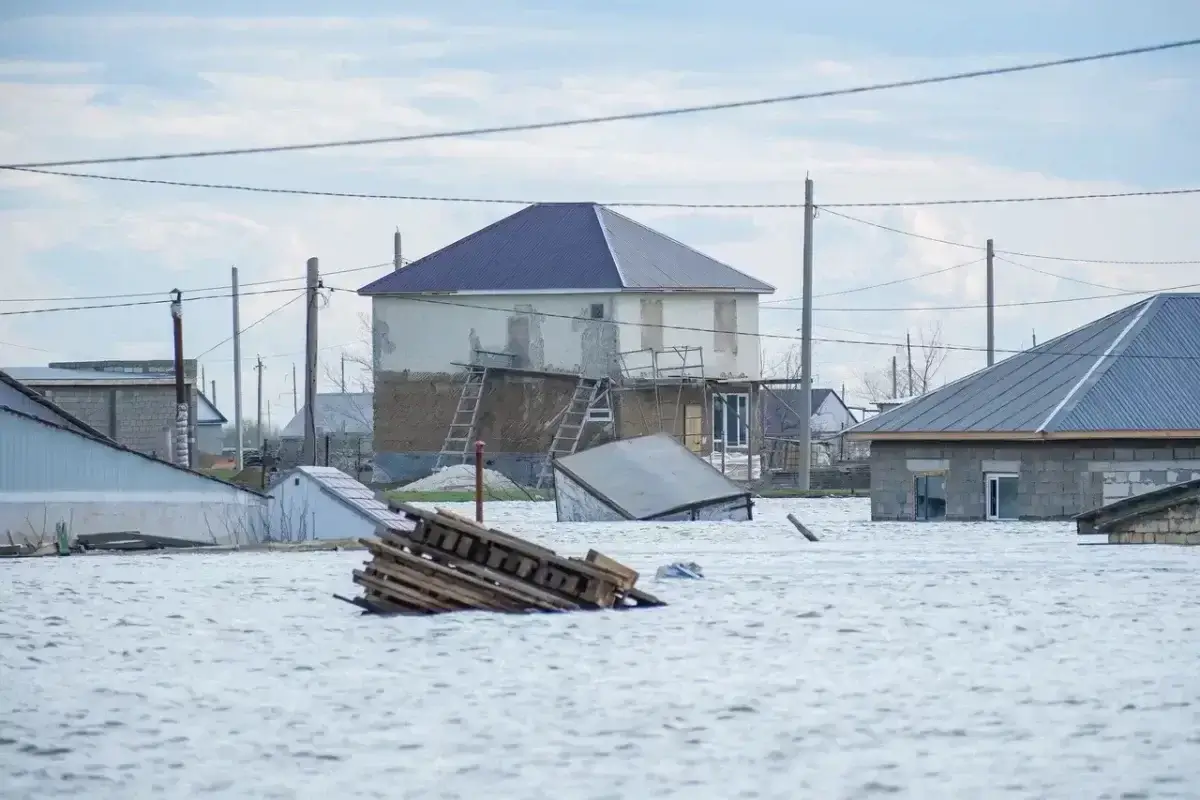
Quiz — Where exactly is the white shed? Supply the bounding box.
[266,466,405,542]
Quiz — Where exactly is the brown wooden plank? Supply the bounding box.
[623,586,667,607]
[368,557,515,613]
[365,535,578,611]
[352,572,437,614]
[583,550,639,585]
[353,568,458,613]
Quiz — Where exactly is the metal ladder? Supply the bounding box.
[435,366,488,469]
[534,377,602,489]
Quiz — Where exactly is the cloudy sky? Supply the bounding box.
[1,1,1197,427]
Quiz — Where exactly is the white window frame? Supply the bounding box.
[985,473,1019,520]
[713,392,749,449]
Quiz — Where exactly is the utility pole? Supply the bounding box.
[1032,330,1038,348]
[986,238,995,367]
[255,356,265,454]
[906,331,914,396]
[291,362,298,415]
[797,176,815,491]
[211,379,216,405]
[340,352,347,393]
[201,365,206,394]
[232,266,244,471]
[394,228,403,271]
[891,355,898,399]
[301,257,320,465]
[170,289,190,468]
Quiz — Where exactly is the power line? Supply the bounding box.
[0,285,306,318]
[5,38,1197,169]
[993,254,1130,292]
[820,206,1200,265]
[10,165,1200,209]
[321,286,1200,362]
[762,258,983,304]
[194,292,305,360]
[0,261,392,304]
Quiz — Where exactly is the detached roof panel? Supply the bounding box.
[553,433,749,519]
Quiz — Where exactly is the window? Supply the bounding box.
[714,298,738,354]
[640,298,663,351]
[914,474,947,520]
[589,303,605,319]
[713,392,749,448]
[986,473,1019,520]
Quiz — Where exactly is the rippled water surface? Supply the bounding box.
[3,498,1200,799]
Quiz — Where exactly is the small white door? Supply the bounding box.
[986,473,1019,520]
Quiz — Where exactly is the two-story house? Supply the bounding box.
[357,201,775,484]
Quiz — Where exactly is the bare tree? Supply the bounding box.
[856,321,948,403]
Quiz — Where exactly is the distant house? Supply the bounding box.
[277,392,373,477]
[357,202,775,484]
[848,293,1200,521]
[195,392,227,456]
[266,466,404,542]
[3,359,207,467]
[761,388,858,437]
[0,369,265,547]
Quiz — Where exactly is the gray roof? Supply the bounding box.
[4,367,178,384]
[553,433,750,519]
[762,388,853,435]
[282,466,405,528]
[357,203,774,295]
[852,293,1200,438]
[280,393,372,438]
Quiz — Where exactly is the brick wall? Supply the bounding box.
[870,439,1200,521]
[1106,498,1200,544]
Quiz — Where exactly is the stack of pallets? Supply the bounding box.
[346,502,666,614]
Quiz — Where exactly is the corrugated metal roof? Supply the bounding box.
[289,466,404,528]
[553,433,749,519]
[4,366,177,384]
[0,405,263,496]
[0,369,109,439]
[357,203,774,295]
[280,393,372,438]
[851,295,1181,436]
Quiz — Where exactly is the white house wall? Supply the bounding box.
[812,395,856,433]
[613,293,760,379]
[0,412,265,547]
[266,472,379,542]
[372,291,761,380]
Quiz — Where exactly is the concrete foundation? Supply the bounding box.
[870,439,1200,521]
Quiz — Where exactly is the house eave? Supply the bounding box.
[360,286,771,298]
[849,429,1200,442]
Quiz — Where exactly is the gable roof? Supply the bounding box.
[280,392,372,438]
[0,368,110,440]
[762,388,857,436]
[357,203,774,296]
[850,293,1200,440]
[196,392,226,425]
[275,466,405,527]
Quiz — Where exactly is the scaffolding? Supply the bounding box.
[614,346,705,442]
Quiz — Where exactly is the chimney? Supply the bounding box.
[393,228,402,271]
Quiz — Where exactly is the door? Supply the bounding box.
[914,473,947,521]
[986,473,1019,520]
[684,404,703,452]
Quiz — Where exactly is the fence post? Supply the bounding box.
[474,441,485,523]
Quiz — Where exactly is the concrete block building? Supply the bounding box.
[358,202,774,484]
[849,293,1200,521]
[4,360,210,467]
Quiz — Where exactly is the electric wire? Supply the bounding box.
[4,38,1196,169]
[194,292,305,360]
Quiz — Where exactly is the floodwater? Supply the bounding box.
[2,498,1200,799]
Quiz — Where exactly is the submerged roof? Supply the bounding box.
[281,466,404,528]
[358,203,774,296]
[851,293,1200,439]
[0,368,110,439]
[553,433,749,519]
[280,393,372,438]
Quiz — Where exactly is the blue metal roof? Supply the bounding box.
[852,294,1200,437]
[357,203,774,295]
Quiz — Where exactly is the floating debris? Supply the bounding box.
[655,562,704,580]
[345,502,666,615]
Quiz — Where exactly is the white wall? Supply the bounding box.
[373,293,619,376]
[266,471,379,542]
[613,292,760,379]
[812,395,856,433]
[373,291,761,380]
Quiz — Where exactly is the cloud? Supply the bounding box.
[0,9,1197,420]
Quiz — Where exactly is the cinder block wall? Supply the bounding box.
[870,439,1200,521]
[40,384,197,464]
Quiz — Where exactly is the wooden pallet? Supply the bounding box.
[344,502,666,615]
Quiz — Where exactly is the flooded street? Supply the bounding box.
[3,498,1199,798]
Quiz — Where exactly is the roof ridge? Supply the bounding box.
[591,204,627,287]
[597,205,776,292]
[1035,296,1158,433]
